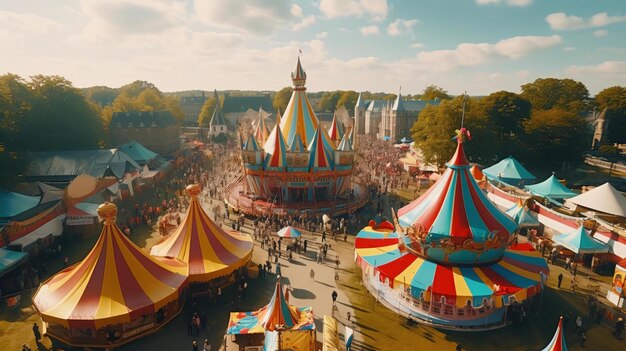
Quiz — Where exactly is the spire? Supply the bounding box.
[259,277,300,331]
[291,57,307,90]
[307,125,334,169]
[355,92,365,109]
[448,128,471,167]
[338,132,353,151]
[289,134,306,153]
[244,135,261,151]
[392,88,405,111]
[328,112,344,145]
[264,123,288,168]
[253,110,269,145]
[209,89,227,126]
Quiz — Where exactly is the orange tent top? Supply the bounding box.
[470,164,484,181]
[150,184,253,283]
[33,203,188,329]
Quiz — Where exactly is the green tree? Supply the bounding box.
[521,78,591,115]
[523,109,588,167]
[420,85,451,100]
[595,86,626,144]
[83,86,119,106]
[119,80,157,98]
[198,95,219,126]
[317,91,341,112]
[478,91,531,159]
[336,91,359,111]
[273,86,292,112]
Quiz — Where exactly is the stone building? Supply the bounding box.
[179,93,206,126]
[110,111,180,154]
[222,94,275,126]
[208,90,228,137]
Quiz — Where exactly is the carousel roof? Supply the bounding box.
[355,226,548,308]
[328,112,344,144]
[541,317,568,351]
[308,125,334,169]
[150,185,253,282]
[281,58,320,149]
[33,203,188,329]
[526,174,577,199]
[289,134,307,153]
[253,108,270,145]
[397,131,517,263]
[244,135,261,152]
[226,278,314,334]
[264,122,288,169]
[337,133,353,152]
[552,225,609,254]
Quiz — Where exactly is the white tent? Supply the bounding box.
[566,182,626,217]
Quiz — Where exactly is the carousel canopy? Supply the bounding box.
[227,278,314,334]
[150,185,253,282]
[541,317,568,351]
[552,225,610,254]
[483,157,536,186]
[328,112,344,144]
[244,135,261,152]
[264,123,288,169]
[33,203,188,329]
[277,226,302,238]
[566,182,626,217]
[281,58,320,149]
[505,202,540,227]
[338,133,353,152]
[526,174,577,199]
[289,134,306,153]
[355,226,549,308]
[397,130,517,264]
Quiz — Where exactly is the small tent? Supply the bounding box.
[566,182,626,217]
[552,226,609,254]
[483,157,535,187]
[540,317,568,351]
[526,174,577,199]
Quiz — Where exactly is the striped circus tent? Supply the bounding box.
[264,122,288,169]
[289,133,306,153]
[151,185,253,283]
[308,125,334,170]
[281,57,319,148]
[541,317,568,351]
[254,108,270,145]
[244,135,261,152]
[33,203,188,331]
[327,112,344,145]
[397,130,517,265]
[258,278,301,330]
[355,226,549,308]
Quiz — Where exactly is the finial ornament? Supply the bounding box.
[454,128,471,143]
[97,202,117,224]
[186,184,201,197]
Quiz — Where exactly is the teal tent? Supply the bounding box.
[0,189,40,219]
[0,248,28,278]
[553,226,609,254]
[526,174,577,199]
[505,203,540,227]
[483,157,535,186]
[119,140,160,166]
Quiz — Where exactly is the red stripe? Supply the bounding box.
[355,237,398,249]
[450,172,471,244]
[431,265,456,305]
[112,233,154,318]
[466,172,509,237]
[411,171,454,230]
[480,266,521,295]
[375,254,417,288]
[398,176,440,217]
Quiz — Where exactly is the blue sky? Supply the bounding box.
[1,0,625,95]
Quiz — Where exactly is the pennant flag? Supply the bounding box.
[345,325,354,350]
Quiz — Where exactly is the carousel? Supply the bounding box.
[33,203,188,349]
[225,57,368,216]
[151,184,253,286]
[226,277,315,350]
[354,129,549,330]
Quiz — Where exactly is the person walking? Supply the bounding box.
[614,317,624,338]
[203,339,211,351]
[303,239,308,253]
[32,323,41,342]
[557,273,563,288]
[575,315,583,334]
[580,332,587,347]
[192,340,198,351]
[331,290,338,305]
[310,268,316,281]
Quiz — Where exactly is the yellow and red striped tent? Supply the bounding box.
[151,184,253,282]
[33,203,188,329]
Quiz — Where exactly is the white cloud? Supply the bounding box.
[319,0,388,21]
[387,19,417,36]
[291,4,302,17]
[563,46,576,51]
[360,25,379,36]
[195,0,295,35]
[566,61,626,76]
[415,35,561,71]
[476,0,533,7]
[546,12,626,30]
[191,32,245,53]
[0,11,62,34]
[410,42,424,49]
[292,15,316,31]
[316,31,328,39]
[594,29,608,37]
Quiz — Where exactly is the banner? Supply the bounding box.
[607,263,625,308]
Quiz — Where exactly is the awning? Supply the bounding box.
[0,248,28,278]
[11,214,64,247]
[552,225,610,254]
[483,157,535,186]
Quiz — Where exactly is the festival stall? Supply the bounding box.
[226,278,315,351]
[151,184,253,286]
[552,226,610,255]
[355,130,549,330]
[33,203,188,349]
[526,174,577,200]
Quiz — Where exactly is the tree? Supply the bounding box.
[595,86,626,144]
[198,95,219,126]
[103,83,184,124]
[336,91,359,111]
[420,85,451,100]
[523,109,588,167]
[273,86,292,112]
[521,78,591,115]
[119,80,157,98]
[317,91,341,112]
[83,86,119,106]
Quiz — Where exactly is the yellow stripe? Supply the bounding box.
[394,257,424,288]
[472,267,495,291]
[499,260,540,282]
[95,230,128,322]
[355,244,397,257]
[452,267,472,308]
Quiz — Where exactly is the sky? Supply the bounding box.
[1,0,626,96]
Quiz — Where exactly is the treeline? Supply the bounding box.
[411,79,626,170]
